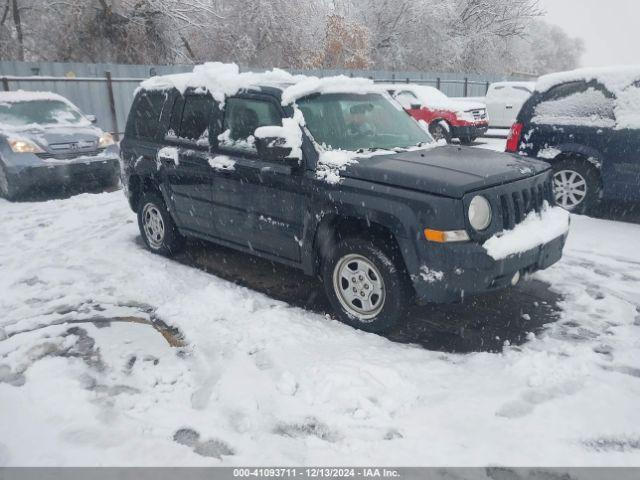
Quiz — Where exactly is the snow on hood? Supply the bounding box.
[450,98,487,111]
[536,66,640,130]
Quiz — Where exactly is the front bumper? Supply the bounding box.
[5,155,121,195]
[411,233,567,304]
[451,124,488,139]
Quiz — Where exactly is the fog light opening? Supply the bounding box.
[511,271,521,286]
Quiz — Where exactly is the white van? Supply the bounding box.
[485,81,536,128]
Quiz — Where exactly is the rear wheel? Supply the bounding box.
[552,159,600,214]
[137,192,184,256]
[429,121,452,144]
[322,237,412,333]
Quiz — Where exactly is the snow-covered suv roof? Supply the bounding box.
[536,66,640,94]
[138,62,385,106]
[0,90,77,105]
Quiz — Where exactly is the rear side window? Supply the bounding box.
[532,82,615,128]
[219,97,282,153]
[127,92,166,139]
[178,94,215,142]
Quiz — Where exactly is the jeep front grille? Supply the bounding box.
[498,178,554,230]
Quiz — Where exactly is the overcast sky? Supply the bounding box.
[538,0,637,67]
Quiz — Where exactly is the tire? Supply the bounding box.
[0,162,17,200]
[322,237,413,333]
[551,158,600,214]
[137,192,185,256]
[429,121,452,144]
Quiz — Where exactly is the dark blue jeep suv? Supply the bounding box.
[506,66,640,213]
[121,64,569,333]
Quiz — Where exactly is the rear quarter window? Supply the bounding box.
[531,81,615,128]
[126,91,167,140]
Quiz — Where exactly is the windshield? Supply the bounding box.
[0,100,88,127]
[296,93,432,152]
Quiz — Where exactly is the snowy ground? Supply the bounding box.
[1,140,640,467]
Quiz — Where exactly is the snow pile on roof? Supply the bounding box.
[536,66,640,130]
[138,62,301,104]
[280,75,380,105]
[0,90,74,105]
[483,204,570,260]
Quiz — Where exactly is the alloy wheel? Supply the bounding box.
[553,169,587,210]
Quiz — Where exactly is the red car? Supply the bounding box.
[385,84,489,145]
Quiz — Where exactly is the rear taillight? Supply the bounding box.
[506,122,523,153]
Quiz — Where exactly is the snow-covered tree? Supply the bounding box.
[0,0,583,76]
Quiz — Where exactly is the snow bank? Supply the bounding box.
[2,191,640,466]
[483,205,570,260]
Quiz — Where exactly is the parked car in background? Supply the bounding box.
[506,66,640,213]
[121,65,567,333]
[485,81,536,128]
[0,91,120,200]
[384,84,489,144]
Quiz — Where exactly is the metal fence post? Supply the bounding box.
[436,77,441,90]
[104,71,119,140]
[486,81,490,94]
[464,77,469,97]
[1,77,9,91]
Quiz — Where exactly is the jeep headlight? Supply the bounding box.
[98,132,115,148]
[8,138,44,154]
[468,195,492,231]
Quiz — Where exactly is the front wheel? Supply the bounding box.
[137,192,184,256]
[322,238,412,333]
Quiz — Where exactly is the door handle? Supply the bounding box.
[506,105,514,109]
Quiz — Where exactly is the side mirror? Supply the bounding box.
[410,103,422,110]
[86,114,97,124]
[255,136,298,167]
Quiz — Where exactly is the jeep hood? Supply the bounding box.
[341,145,551,198]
